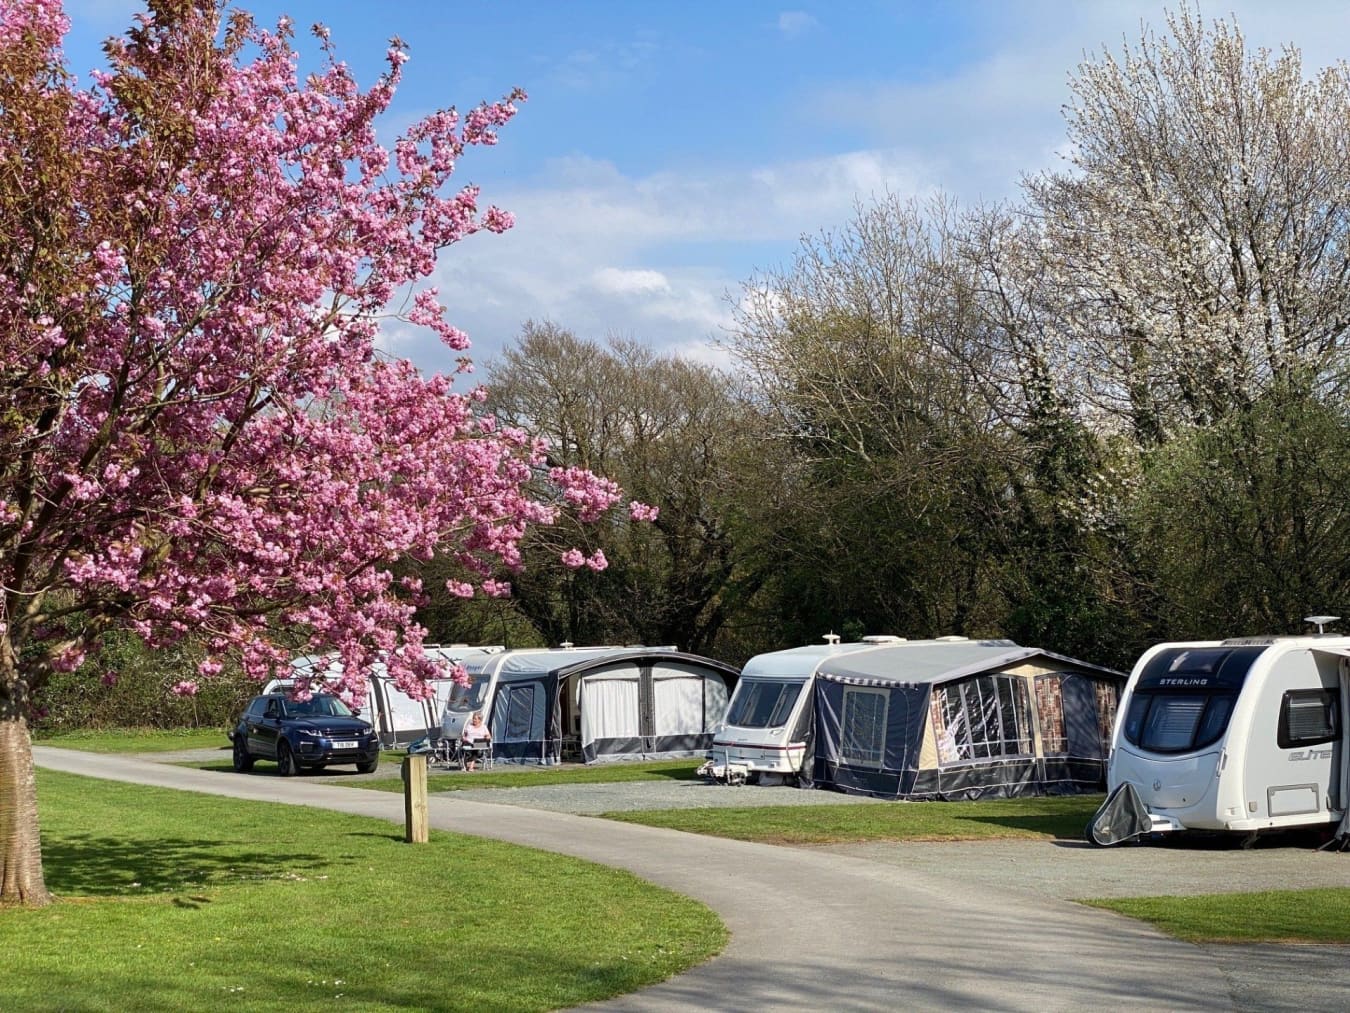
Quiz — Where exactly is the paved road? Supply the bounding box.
[32,747,1350,1012]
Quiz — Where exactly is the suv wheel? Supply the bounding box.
[232,737,254,772]
[277,741,300,777]
[356,756,379,774]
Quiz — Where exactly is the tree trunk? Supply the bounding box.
[0,690,50,907]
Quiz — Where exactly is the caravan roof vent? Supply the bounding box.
[934,635,968,642]
[861,635,906,644]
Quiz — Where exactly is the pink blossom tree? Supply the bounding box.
[0,0,625,907]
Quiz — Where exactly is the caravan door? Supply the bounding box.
[651,661,729,756]
[490,676,553,764]
[369,676,439,747]
[578,664,642,762]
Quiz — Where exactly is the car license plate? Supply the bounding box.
[332,740,358,749]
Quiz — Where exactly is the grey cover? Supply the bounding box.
[1088,782,1152,846]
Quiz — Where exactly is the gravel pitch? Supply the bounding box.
[820,835,1350,901]
[438,778,890,814]
[439,777,1350,904]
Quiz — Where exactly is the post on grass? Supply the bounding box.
[402,753,428,843]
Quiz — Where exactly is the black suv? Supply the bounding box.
[230,693,380,775]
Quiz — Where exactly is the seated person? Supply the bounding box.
[460,711,491,771]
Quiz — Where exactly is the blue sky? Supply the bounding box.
[60,1,1350,374]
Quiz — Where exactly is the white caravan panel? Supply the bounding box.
[652,665,711,736]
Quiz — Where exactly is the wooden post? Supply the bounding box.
[402,754,428,844]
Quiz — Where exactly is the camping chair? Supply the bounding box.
[423,737,459,769]
[459,739,493,771]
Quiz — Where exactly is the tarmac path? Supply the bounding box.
[31,746,1350,1012]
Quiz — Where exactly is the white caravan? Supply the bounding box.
[434,646,554,744]
[709,636,908,784]
[271,644,503,748]
[1092,633,1350,845]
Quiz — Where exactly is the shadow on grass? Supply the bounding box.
[192,762,375,778]
[954,807,1335,848]
[1056,825,1337,852]
[642,765,700,781]
[346,831,406,844]
[196,762,241,773]
[41,833,327,896]
[946,813,1089,839]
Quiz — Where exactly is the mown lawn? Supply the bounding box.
[5,770,725,1012]
[36,727,230,752]
[605,795,1100,843]
[1084,889,1350,943]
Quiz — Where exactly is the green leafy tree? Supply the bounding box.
[484,323,779,655]
[1129,381,1350,636]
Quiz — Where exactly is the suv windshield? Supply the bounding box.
[283,695,354,719]
[726,679,804,729]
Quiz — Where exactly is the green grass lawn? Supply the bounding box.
[1084,889,1350,943]
[190,756,705,792]
[35,727,230,752]
[5,770,725,1012]
[605,795,1100,843]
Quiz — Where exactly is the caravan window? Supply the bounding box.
[726,679,803,729]
[1121,691,1235,754]
[446,674,491,713]
[932,675,1033,763]
[841,688,887,768]
[1278,689,1339,749]
[1036,675,1121,756]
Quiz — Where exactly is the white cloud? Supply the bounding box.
[389,0,1350,378]
[803,1,1350,202]
[591,267,672,296]
[552,34,662,91]
[778,12,818,37]
[406,145,938,373]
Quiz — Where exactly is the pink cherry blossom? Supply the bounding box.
[628,501,660,522]
[0,0,632,904]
